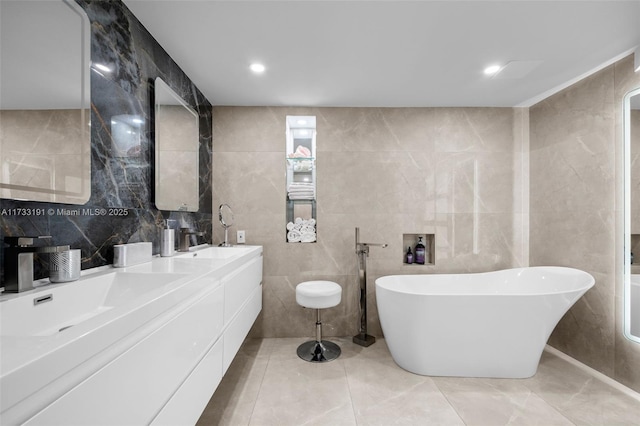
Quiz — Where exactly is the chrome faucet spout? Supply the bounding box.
[178,228,205,252]
[364,243,388,248]
[3,236,70,293]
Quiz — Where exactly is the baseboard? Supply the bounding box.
[544,345,640,403]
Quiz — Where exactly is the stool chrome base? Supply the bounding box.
[297,340,341,362]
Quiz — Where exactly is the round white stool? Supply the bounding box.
[295,280,342,362]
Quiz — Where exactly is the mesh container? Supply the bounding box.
[49,249,81,283]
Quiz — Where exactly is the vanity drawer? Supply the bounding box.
[223,283,262,373]
[223,255,262,324]
[151,338,223,426]
[24,285,224,426]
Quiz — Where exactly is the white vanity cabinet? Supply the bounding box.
[2,246,263,426]
[154,254,263,424]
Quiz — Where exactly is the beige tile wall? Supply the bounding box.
[211,54,640,393]
[213,106,527,339]
[530,54,640,392]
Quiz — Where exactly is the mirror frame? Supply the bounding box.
[153,77,199,212]
[0,0,91,205]
[624,86,640,343]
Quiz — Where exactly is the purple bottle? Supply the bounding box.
[415,237,426,264]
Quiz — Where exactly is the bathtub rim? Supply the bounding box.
[375,266,595,297]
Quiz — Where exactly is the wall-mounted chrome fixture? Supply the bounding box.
[353,227,387,347]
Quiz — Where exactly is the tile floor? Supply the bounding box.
[197,337,640,426]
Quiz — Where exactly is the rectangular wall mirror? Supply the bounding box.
[0,0,91,205]
[154,77,199,212]
[625,86,640,344]
[285,116,316,243]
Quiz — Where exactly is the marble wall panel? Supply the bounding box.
[213,106,523,339]
[0,0,212,281]
[530,54,640,392]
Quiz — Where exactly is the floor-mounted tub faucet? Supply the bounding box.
[354,227,387,347]
[3,236,70,293]
[178,228,205,252]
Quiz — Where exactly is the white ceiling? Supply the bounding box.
[123,0,640,108]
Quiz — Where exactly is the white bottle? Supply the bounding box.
[160,220,175,257]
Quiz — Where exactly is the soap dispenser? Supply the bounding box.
[415,237,426,265]
[160,220,175,257]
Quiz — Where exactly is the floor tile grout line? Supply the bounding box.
[246,337,278,426]
[430,377,470,426]
[524,387,578,426]
[341,352,362,426]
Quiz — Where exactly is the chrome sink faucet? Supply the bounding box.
[3,236,70,293]
[178,228,205,252]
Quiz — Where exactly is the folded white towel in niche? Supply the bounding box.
[288,184,314,192]
[286,217,316,242]
[292,160,313,172]
[288,194,315,200]
[300,225,315,234]
[287,230,302,242]
[287,182,315,200]
[300,232,316,243]
[288,189,315,195]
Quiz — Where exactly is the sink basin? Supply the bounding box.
[176,246,255,259]
[0,271,189,337]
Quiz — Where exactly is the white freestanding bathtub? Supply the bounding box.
[376,267,595,378]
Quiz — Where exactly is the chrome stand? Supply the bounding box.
[218,204,234,247]
[353,227,387,347]
[297,309,341,362]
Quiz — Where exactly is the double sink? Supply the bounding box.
[0,244,262,425]
[0,245,254,338]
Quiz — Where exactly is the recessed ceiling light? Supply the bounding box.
[484,64,502,76]
[250,63,265,74]
[297,119,307,125]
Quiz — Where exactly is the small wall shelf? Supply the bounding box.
[402,233,435,265]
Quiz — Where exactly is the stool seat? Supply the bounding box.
[295,280,342,362]
[296,280,341,309]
